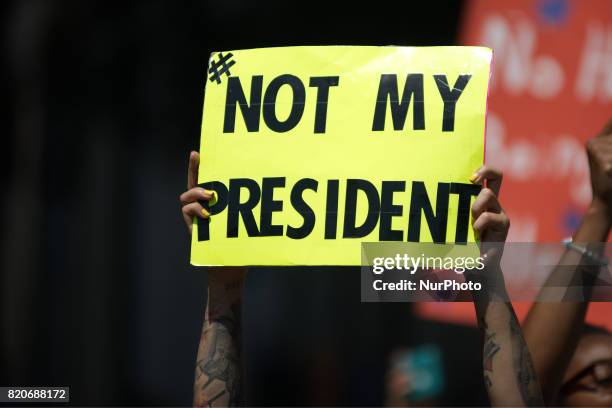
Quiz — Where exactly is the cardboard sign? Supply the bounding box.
[191,46,491,266]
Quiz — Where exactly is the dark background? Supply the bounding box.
[2,0,487,405]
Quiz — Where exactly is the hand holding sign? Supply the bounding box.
[181,150,247,284]
[470,166,508,243]
[180,151,214,234]
[469,165,509,276]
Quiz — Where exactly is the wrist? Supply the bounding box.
[206,285,243,324]
[466,266,507,294]
[208,281,244,305]
[208,267,246,289]
[207,268,245,307]
[573,198,612,243]
[589,197,612,220]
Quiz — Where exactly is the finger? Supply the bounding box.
[470,165,503,197]
[179,187,213,206]
[471,187,502,222]
[182,202,210,233]
[187,151,200,190]
[183,208,194,234]
[472,211,509,239]
[182,202,209,219]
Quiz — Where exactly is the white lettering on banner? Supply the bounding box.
[480,14,612,103]
[575,22,612,102]
[480,14,564,98]
[486,112,590,207]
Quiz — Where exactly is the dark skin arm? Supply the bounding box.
[193,268,245,407]
[181,151,246,407]
[522,119,612,405]
[468,166,545,406]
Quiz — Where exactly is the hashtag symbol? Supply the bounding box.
[208,52,236,84]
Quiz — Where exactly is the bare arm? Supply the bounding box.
[181,151,247,406]
[469,166,544,406]
[194,269,246,407]
[473,282,544,406]
[522,119,612,405]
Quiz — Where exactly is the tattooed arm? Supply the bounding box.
[472,285,544,406]
[194,268,246,407]
[181,151,246,406]
[468,166,544,407]
[522,119,612,404]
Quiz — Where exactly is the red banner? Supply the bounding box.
[418,0,612,328]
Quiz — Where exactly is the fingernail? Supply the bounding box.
[469,173,479,183]
[202,189,216,202]
[209,190,218,205]
[201,208,210,219]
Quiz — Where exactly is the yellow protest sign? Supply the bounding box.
[191,46,492,266]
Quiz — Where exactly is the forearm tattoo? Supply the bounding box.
[194,301,243,407]
[508,306,542,407]
[478,303,544,407]
[482,324,501,390]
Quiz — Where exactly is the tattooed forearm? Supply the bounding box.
[479,315,499,391]
[482,330,500,389]
[509,306,542,406]
[473,291,544,407]
[194,292,244,407]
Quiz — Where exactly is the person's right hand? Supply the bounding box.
[180,150,246,286]
[180,151,215,234]
[469,165,509,285]
[470,165,508,245]
[587,118,612,212]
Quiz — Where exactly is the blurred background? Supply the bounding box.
[2,0,610,406]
